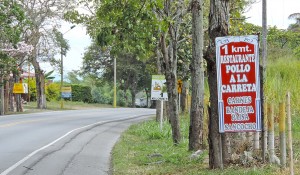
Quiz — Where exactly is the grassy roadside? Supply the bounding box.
[111,114,299,175]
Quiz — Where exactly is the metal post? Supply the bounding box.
[113,57,117,108]
[60,46,64,109]
[261,0,267,162]
[160,100,163,132]
[60,25,75,109]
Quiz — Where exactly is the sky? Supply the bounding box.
[244,0,299,29]
[40,22,91,79]
[47,0,299,79]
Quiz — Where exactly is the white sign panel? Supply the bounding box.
[151,75,168,101]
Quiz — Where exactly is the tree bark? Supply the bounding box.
[161,32,181,144]
[129,70,138,108]
[9,77,14,112]
[189,0,205,151]
[180,80,188,113]
[0,76,4,115]
[32,59,46,109]
[4,79,9,113]
[205,0,229,169]
[155,45,163,121]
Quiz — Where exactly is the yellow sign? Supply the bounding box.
[61,86,72,92]
[177,79,183,94]
[13,83,28,94]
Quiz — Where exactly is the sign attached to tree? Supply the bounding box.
[216,35,261,133]
[151,75,168,101]
[13,83,28,94]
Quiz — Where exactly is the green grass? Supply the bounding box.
[112,56,300,174]
[111,116,288,175]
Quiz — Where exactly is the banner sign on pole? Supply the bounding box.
[216,35,261,133]
[151,75,168,101]
[61,86,72,98]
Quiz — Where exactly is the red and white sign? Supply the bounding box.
[216,35,261,133]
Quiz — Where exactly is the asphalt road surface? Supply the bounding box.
[0,108,155,175]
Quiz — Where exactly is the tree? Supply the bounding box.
[288,13,300,32]
[67,0,192,145]
[153,0,194,144]
[81,41,151,107]
[204,0,230,169]
[189,0,205,151]
[0,0,27,114]
[19,0,75,109]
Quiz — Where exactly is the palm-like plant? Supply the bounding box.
[288,13,300,32]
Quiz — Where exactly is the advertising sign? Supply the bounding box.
[151,75,168,101]
[61,86,72,98]
[216,35,261,133]
[13,83,28,94]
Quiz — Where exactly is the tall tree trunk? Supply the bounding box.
[9,77,14,112]
[32,59,46,109]
[205,0,230,169]
[15,94,23,112]
[161,33,181,144]
[189,0,205,151]
[155,45,163,122]
[4,79,9,113]
[0,76,4,115]
[131,90,136,108]
[180,80,188,113]
[13,74,23,112]
[130,72,137,108]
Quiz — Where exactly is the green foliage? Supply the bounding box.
[0,0,26,44]
[112,115,282,174]
[46,83,60,101]
[0,52,16,78]
[91,84,113,104]
[26,78,37,102]
[117,89,131,107]
[268,26,300,59]
[266,56,300,108]
[71,84,93,103]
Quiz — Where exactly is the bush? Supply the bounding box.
[46,83,60,101]
[71,84,93,103]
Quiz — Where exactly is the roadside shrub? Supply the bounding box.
[71,84,93,103]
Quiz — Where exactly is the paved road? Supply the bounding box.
[0,108,155,175]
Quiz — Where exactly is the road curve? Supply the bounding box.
[0,108,155,175]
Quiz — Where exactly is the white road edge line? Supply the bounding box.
[0,113,151,175]
[0,119,109,175]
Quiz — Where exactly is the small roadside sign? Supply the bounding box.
[177,79,183,94]
[216,35,261,133]
[13,83,28,94]
[61,86,72,98]
[151,75,168,101]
